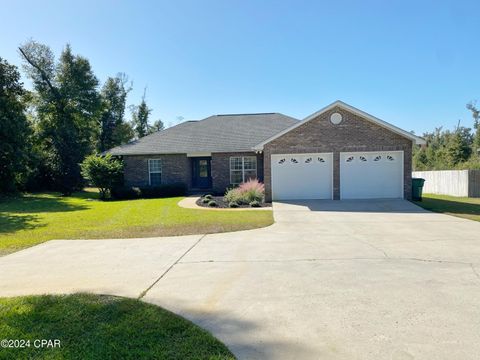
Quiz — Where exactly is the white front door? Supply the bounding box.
[340,151,404,199]
[271,153,333,200]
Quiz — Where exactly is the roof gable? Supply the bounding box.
[253,100,426,150]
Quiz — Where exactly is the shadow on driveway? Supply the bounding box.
[273,199,428,213]
[143,298,315,360]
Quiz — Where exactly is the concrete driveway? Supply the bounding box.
[1,199,480,359]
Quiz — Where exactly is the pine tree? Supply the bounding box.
[131,89,152,138]
[98,74,134,151]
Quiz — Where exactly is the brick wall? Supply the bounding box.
[211,152,264,194]
[263,106,413,201]
[123,154,191,188]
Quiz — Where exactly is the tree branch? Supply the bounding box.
[18,46,62,102]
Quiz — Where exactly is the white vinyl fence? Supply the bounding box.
[412,170,480,197]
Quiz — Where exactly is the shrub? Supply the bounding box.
[224,188,242,204]
[139,183,187,198]
[111,183,187,200]
[208,200,217,207]
[110,186,141,200]
[80,154,124,199]
[202,198,210,204]
[228,201,239,208]
[224,178,264,205]
[249,200,261,207]
[203,194,213,200]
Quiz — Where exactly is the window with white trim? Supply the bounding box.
[148,159,162,186]
[230,156,257,185]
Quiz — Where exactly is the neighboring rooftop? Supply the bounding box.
[107,113,299,155]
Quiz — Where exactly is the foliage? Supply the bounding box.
[467,101,480,153]
[98,74,133,151]
[202,198,210,204]
[110,186,141,200]
[0,57,31,193]
[109,183,187,200]
[224,178,265,205]
[80,154,123,199]
[413,124,478,170]
[249,200,261,207]
[138,183,187,198]
[2,40,172,195]
[208,200,218,207]
[19,41,101,195]
[149,119,165,134]
[0,189,273,254]
[228,201,239,208]
[131,89,152,138]
[203,194,213,200]
[413,101,480,171]
[0,293,235,360]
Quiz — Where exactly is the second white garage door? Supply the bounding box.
[340,151,403,199]
[271,153,333,200]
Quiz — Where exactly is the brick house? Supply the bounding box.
[107,101,425,201]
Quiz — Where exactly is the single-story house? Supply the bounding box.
[107,100,425,201]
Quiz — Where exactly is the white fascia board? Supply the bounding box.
[252,100,426,150]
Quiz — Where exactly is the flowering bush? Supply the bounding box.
[224,178,265,205]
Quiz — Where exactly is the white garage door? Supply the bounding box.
[340,151,403,199]
[271,153,333,200]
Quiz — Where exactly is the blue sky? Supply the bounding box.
[1,0,479,133]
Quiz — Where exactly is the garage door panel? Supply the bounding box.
[271,153,333,200]
[340,151,403,199]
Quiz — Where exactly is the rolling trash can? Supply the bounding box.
[412,178,425,201]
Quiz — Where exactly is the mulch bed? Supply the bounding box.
[196,196,271,209]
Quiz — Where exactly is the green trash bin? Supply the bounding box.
[412,178,425,201]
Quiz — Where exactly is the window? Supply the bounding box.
[148,159,162,186]
[230,156,257,185]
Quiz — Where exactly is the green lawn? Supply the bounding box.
[0,189,273,255]
[0,293,235,360]
[414,194,480,222]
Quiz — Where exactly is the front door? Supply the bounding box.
[192,157,212,189]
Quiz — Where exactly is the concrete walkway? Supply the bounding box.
[1,199,480,359]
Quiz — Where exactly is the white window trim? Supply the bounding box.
[148,159,162,186]
[229,156,257,185]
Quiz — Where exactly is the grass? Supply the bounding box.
[414,194,480,222]
[0,293,235,360]
[0,189,273,255]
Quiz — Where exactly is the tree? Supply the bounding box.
[0,57,31,192]
[467,102,480,157]
[413,145,429,171]
[148,119,164,134]
[413,120,476,171]
[443,126,472,166]
[19,41,101,195]
[98,74,133,151]
[131,89,152,138]
[80,154,123,199]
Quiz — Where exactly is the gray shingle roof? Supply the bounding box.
[107,113,299,155]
